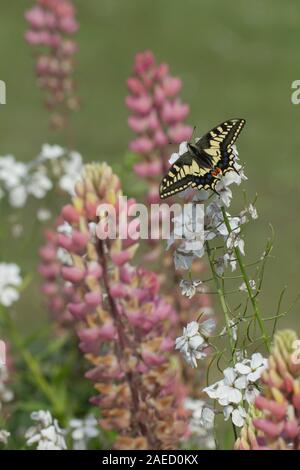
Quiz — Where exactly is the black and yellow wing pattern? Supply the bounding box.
[159,118,245,199]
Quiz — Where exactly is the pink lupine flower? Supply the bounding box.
[54,162,189,449]
[38,221,75,326]
[25,0,79,129]
[126,50,193,180]
[235,330,300,450]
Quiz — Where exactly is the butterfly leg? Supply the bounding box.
[232,166,240,175]
[211,188,220,196]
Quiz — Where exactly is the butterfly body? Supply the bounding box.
[159,118,245,199]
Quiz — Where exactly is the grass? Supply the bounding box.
[0,0,300,332]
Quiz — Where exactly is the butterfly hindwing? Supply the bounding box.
[159,151,194,198]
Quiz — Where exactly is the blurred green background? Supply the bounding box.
[0,0,300,332]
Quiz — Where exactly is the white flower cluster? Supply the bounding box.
[0,365,14,410]
[203,353,267,427]
[0,145,83,208]
[68,414,99,450]
[37,144,83,195]
[0,429,10,445]
[25,410,67,450]
[168,143,257,272]
[175,319,215,368]
[0,263,22,307]
[0,155,52,208]
[184,398,215,450]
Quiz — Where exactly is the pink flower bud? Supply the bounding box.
[59,17,78,34]
[68,302,87,320]
[128,116,147,133]
[111,251,131,266]
[293,392,300,410]
[125,95,152,115]
[41,282,57,296]
[153,85,165,106]
[127,77,145,95]
[153,130,168,147]
[61,266,85,283]
[87,262,103,279]
[39,245,57,261]
[25,7,46,29]
[84,291,102,307]
[155,62,169,80]
[161,100,189,125]
[255,395,287,420]
[57,233,73,251]
[253,419,283,438]
[38,264,60,278]
[147,111,160,131]
[130,137,154,155]
[109,283,127,298]
[119,265,136,284]
[25,30,42,45]
[283,420,299,439]
[61,204,80,223]
[163,76,182,97]
[168,124,193,144]
[142,350,166,366]
[71,230,89,252]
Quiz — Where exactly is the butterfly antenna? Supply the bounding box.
[191,125,197,142]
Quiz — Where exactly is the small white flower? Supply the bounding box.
[239,279,256,293]
[227,232,245,256]
[223,252,237,272]
[173,250,194,270]
[235,353,267,383]
[25,410,67,450]
[38,144,65,161]
[220,319,238,341]
[57,222,73,237]
[240,203,258,224]
[59,151,83,195]
[68,414,99,450]
[37,208,52,222]
[0,366,14,408]
[179,279,202,299]
[199,317,216,337]
[224,405,247,427]
[175,321,208,368]
[184,398,215,449]
[0,429,10,445]
[204,367,247,406]
[56,248,73,266]
[9,185,28,207]
[27,169,53,199]
[0,156,27,190]
[0,263,22,307]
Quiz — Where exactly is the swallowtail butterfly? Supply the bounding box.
[159,118,245,199]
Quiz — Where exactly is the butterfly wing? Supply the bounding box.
[159,152,193,199]
[195,118,245,167]
[159,151,213,199]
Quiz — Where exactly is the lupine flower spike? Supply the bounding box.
[56,162,188,449]
[25,0,80,128]
[235,330,300,450]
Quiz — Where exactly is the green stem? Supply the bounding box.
[206,241,236,361]
[221,207,270,352]
[1,308,64,417]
